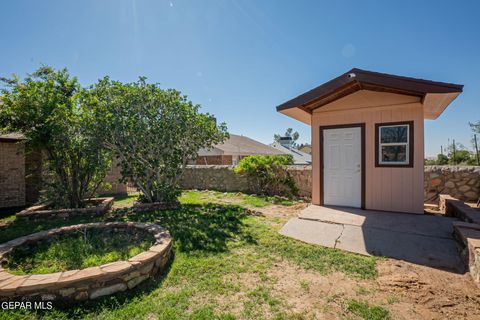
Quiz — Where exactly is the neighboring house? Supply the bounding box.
[270,137,311,165]
[194,134,285,165]
[277,68,462,214]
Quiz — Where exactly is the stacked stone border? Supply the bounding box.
[133,201,180,212]
[440,194,480,286]
[0,222,172,301]
[15,197,114,221]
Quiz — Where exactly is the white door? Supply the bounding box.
[323,127,362,208]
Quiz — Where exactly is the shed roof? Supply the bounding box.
[277,68,463,123]
[198,134,285,157]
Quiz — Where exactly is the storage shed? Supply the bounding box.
[277,68,463,213]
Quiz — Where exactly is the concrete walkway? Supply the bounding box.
[280,205,464,272]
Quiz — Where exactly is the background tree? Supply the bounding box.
[446,142,474,165]
[274,128,299,146]
[470,121,480,135]
[0,66,111,208]
[436,153,449,165]
[469,121,480,165]
[87,77,228,203]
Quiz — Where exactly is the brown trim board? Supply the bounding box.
[319,123,365,210]
[277,68,463,113]
[375,121,414,168]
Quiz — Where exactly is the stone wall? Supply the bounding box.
[0,142,25,208]
[178,165,313,197]
[179,165,251,193]
[285,165,312,198]
[180,165,479,202]
[4,155,478,207]
[424,166,480,203]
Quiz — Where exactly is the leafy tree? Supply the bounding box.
[234,155,298,198]
[436,153,449,165]
[469,121,480,165]
[446,142,473,165]
[86,77,228,203]
[274,128,299,146]
[0,67,111,208]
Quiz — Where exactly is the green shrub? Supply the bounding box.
[234,155,298,198]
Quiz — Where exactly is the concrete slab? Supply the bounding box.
[279,218,342,247]
[299,205,456,239]
[281,205,465,272]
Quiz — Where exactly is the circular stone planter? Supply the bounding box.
[0,222,171,302]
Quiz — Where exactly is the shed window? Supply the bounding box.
[376,122,413,166]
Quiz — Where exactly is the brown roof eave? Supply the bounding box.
[276,68,463,112]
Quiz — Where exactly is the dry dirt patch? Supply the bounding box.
[219,260,480,319]
[251,204,480,319]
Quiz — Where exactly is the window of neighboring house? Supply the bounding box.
[375,121,413,167]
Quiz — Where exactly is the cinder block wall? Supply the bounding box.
[0,142,26,208]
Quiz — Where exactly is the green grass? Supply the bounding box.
[0,190,378,320]
[112,194,139,207]
[180,190,297,208]
[346,299,390,320]
[5,228,154,275]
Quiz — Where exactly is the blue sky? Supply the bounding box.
[1,0,479,156]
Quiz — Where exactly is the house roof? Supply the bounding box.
[270,142,311,165]
[276,68,463,123]
[198,134,285,157]
[0,133,26,142]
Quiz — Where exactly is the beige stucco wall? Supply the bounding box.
[311,90,425,213]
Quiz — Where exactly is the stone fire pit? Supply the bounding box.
[0,222,172,301]
[16,197,114,221]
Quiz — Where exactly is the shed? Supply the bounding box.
[277,68,463,213]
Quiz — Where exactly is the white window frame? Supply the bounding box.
[378,124,410,165]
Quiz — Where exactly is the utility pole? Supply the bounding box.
[440,145,443,155]
[474,134,480,166]
[452,139,456,165]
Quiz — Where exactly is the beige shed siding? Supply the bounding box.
[311,90,424,214]
[0,142,26,207]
